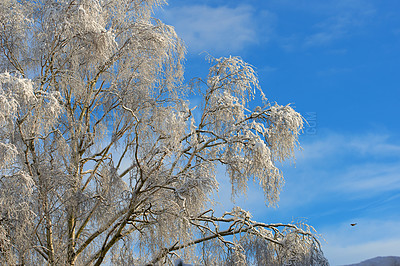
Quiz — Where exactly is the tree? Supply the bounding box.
[0,0,329,265]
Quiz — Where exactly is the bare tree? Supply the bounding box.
[0,0,328,265]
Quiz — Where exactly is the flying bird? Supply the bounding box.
[351,223,357,226]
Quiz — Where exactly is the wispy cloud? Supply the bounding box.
[335,163,400,197]
[250,131,400,215]
[317,67,353,76]
[304,1,375,47]
[322,219,400,265]
[296,133,400,195]
[282,132,400,264]
[305,14,371,47]
[162,5,274,54]
[299,133,400,162]
[269,0,376,49]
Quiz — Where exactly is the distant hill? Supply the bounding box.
[343,256,400,266]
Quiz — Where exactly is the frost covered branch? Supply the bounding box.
[0,0,327,265]
[149,207,327,265]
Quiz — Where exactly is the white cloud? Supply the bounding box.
[258,65,278,73]
[301,133,400,193]
[305,15,365,47]
[322,219,400,265]
[162,5,273,54]
[268,0,375,49]
[298,132,400,162]
[335,163,400,196]
[304,1,375,47]
[327,238,400,265]
[317,67,353,76]
[264,131,400,210]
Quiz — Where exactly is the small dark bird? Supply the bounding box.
[351,223,357,226]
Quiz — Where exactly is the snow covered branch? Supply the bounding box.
[0,0,327,265]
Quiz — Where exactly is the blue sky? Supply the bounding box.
[158,1,400,265]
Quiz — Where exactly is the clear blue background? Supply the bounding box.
[158,1,400,265]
